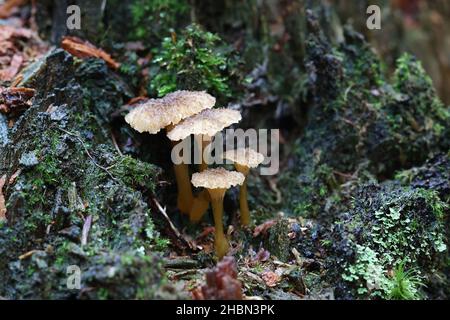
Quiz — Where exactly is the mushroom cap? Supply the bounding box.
[191,168,245,189]
[223,148,264,168]
[125,90,215,134]
[167,108,242,141]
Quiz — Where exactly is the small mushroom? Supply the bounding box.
[191,168,245,259]
[223,148,264,226]
[125,90,215,214]
[168,108,242,222]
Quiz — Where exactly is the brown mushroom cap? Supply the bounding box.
[223,148,264,168]
[125,90,215,134]
[191,168,245,190]
[167,108,242,141]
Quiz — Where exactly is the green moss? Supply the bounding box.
[109,155,160,192]
[387,262,424,300]
[0,52,172,299]
[342,245,390,298]
[337,184,447,299]
[130,0,189,44]
[149,23,244,104]
[343,246,425,299]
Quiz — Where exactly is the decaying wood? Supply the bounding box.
[81,215,93,246]
[163,257,200,269]
[0,86,35,116]
[61,36,120,69]
[0,175,6,222]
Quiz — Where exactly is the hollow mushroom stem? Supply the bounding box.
[235,164,250,226]
[207,188,230,259]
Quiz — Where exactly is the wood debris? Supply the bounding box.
[81,215,92,246]
[253,219,276,237]
[0,175,6,222]
[0,86,35,116]
[61,36,120,70]
[261,270,281,287]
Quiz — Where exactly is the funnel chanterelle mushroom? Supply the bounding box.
[191,168,245,259]
[168,108,242,222]
[125,90,216,134]
[125,90,215,214]
[223,148,264,226]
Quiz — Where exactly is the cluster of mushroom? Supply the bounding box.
[125,91,264,259]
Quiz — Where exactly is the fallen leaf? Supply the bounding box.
[61,36,120,69]
[261,271,281,287]
[0,53,22,81]
[127,96,149,106]
[0,0,27,19]
[193,256,243,300]
[8,169,21,184]
[253,219,276,237]
[251,248,270,265]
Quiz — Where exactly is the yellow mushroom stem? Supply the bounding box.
[189,135,212,222]
[235,164,251,226]
[173,161,194,214]
[189,189,210,222]
[207,188,230,259]
[196,135,211,172]
[168,125,194,214]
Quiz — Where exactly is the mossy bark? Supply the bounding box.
[0,50,176,299]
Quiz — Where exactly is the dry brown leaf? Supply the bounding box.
[61,36,120,69]
[0,175,7,222]
[0,0,27,19]
[261,271,281,287]
[193,256,243,300]
[127,96,149,106]
[0,53,22,81]
[8,169,21,184]
[251,248,270,265]
[0,24,47,82]
[253,219,276,237]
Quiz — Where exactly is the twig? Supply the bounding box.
[56,127,118,182]
[163,257,200,269]
[267,178,282,204]
[18,249,39,260]
[152,197,196,250]
[81,215,92,246]
[110,130,123,156]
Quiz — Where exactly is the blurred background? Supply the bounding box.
[1,0,449,103]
